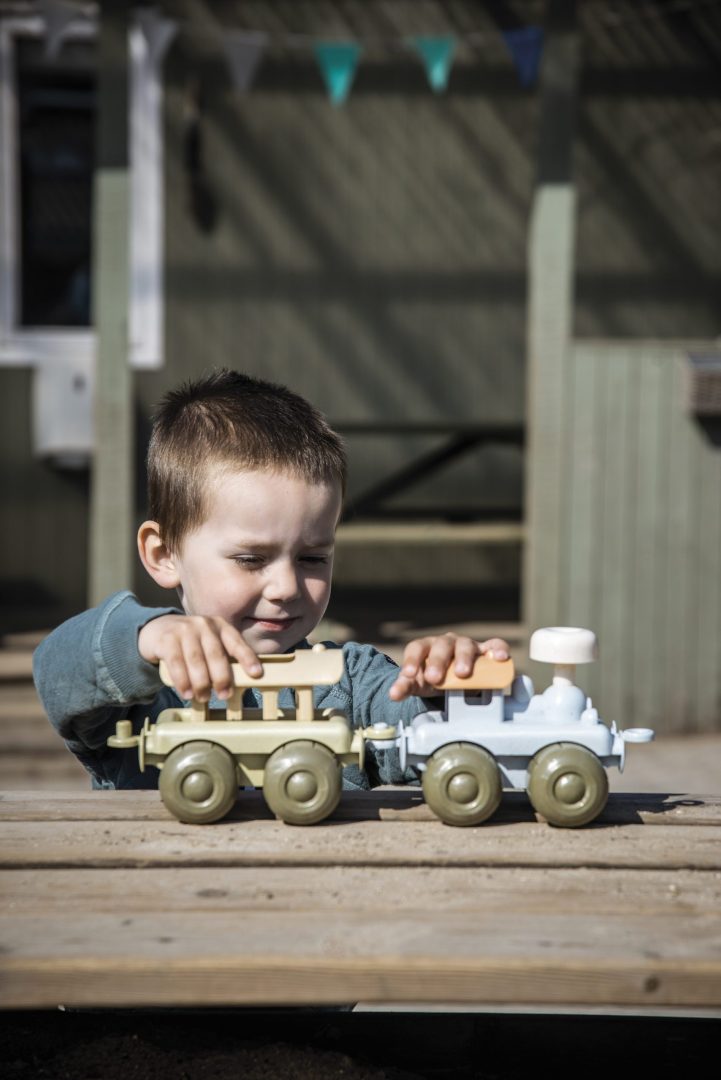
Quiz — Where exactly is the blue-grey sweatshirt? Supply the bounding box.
[33,590,424,791]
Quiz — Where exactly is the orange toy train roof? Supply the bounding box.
[431,654,515,692]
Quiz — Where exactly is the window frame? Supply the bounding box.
[0,13,165,369]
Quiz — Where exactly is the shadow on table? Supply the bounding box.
[223,789,709,826]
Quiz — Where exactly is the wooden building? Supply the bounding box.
[0,1,719,733]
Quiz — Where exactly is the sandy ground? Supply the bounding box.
[1,1008,719,1080]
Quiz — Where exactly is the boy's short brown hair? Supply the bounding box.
[147,369,347,552]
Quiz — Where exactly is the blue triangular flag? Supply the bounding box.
[502,25,544,88]
[409,36,456,93]
[314,42,362,106]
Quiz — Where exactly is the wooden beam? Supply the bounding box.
[523,0,579,638]
[88,0,133,605]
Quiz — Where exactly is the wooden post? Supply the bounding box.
[88,1,133,605]
[523,0,579,635]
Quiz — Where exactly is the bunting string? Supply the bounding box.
[30,0,720,103]
[29,0,548,104]
[32,0,721,105]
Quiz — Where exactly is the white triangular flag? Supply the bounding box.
[223,30,268,93]
[37,0,79,60]
[135,8,179,72]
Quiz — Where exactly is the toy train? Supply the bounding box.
[108,627,654,828]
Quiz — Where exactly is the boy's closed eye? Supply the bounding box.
[231,553,331,567]
[232,555,264,568]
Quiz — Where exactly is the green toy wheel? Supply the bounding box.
[263,740,342,825]
[527,742,608,827]
[422,742,502,826]
[159,740,238,824]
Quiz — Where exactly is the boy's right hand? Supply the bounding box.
[137,614,262,702]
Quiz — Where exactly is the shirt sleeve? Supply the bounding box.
[33,590,181,751]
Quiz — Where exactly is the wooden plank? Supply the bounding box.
[3,865,719,917]
[596,346,637,727]
[0,682,46,720]
[0,651,33,681]
[0,758,88,791]
[524,184,576,634]
[1,789,719,824]
[632,347,668,731]
[694,399,721,731]
[563,344,600,627]
[0,724,70,753]
[1,817,720,870]
[336,522,524,544]
[665,354,696,732]
[1,910,719,1009]
[523,0,579,637]
[88,0,133,604]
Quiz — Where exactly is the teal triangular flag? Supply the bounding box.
[502,26,544,88]
[409,36,456,93]
[314,42,362,106]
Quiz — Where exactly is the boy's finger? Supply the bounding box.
[480,637,510,661]
[220,625,263,679]
[165,649,210,702]
[390,670,444,701]
[162,651,195,701]
[388,672,420,701]
[179,638,215,701]
[398,638,432,679]
[451,637,480,677]
[197,628,239,700]
[422,634,458,684]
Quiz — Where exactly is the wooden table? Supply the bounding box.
[1,788,720,1013]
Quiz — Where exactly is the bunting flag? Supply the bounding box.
[502,25,544,88]
[222,30,268,93]
[135,8,179,72]
[33,8,546,102]
[37,0,79,59]
[313,42,362,106]
[409,35,456,94]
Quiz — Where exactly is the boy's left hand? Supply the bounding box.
[389,633,511,702]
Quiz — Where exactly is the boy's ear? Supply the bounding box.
[137,521,181,589]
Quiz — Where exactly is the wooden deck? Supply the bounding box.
[1,787,720,1012]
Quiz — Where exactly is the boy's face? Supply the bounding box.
[171,467,342,654]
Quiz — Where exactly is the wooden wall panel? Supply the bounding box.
[540,342,721,734]
[0,370,89,633]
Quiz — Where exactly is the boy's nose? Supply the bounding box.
[264,562,301,603]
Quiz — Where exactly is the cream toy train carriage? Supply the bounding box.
[108,644,395,825]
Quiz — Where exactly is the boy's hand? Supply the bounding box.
[389,633,511,702]
[138,614,262,702]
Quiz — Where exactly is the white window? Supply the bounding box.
[0,13,166,461]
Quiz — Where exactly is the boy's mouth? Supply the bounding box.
[248,616,298,632]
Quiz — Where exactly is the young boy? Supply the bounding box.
[33,369,509,792]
